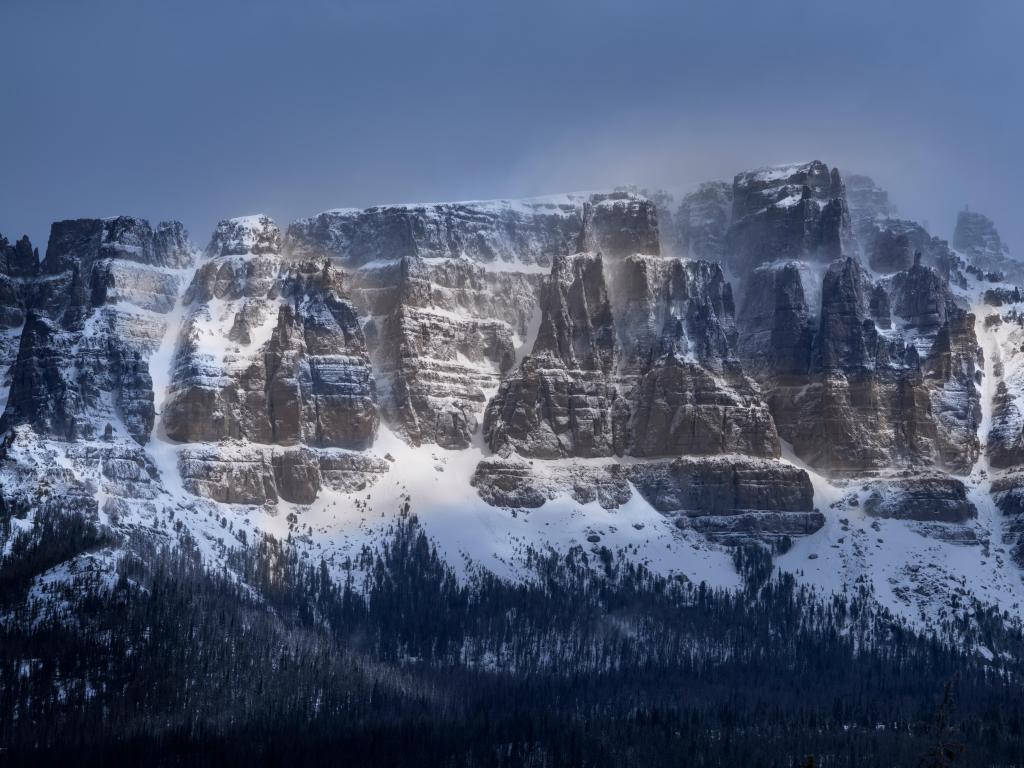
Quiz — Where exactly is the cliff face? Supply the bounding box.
[284,192,660,268]
[1,217,192,444]
[726,161,852,276]
[2,165,1023,615]
[675,182,733,263]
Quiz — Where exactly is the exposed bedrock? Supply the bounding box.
[843,173,896,249]
[726,161,852,276]
[357,255,541,448]
[471,455,821,543]
[164,225,379,449]
[954,208,1023,285]
[485,250,778,461]
[533,252,617,374]
[738,255,980,476]
[0,217,191,443]
[863,473,977,523]
[628,457,814,516]
[284,191,659,268]
[471,457,633,510]
[484,352,625,459]
[631,457,821,544]
[0,177,1000,561]
[608,255,736,375]
[989,381,1024,469]
[866,220,959,279]
[887,257,959,331]
[990,473,1024,566]
[0,234,38,364]
[626,356,779,458]
[675,181,733,262]
[737,260,818,378]
[0,232,40,280]
[921,307,982,472]
[484,251,624,458]
[178,444,389,505]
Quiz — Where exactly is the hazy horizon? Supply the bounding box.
[3,0,1022,254]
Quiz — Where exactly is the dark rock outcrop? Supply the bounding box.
[626,355,778,458]
[0,234,39,279]
[983,287,1022,307]
[676,182,732,262]
[0,233,40,407]
[953,209,1021,284]
[844,173,896,249]
[0,217,191,443]
[610,255,737,375]
[471,454,821,544]
[1,313,81,439]
[739,255,979,476]
[628,457,821,543]
[737,261,818,378]
[888,259,958,331]
[990,473,1024,566]
[726,161,851,276]
[533,252,617,374]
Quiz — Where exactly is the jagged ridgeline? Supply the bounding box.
[3,164,1024,762]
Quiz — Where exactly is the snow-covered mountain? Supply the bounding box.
[3,165,1024,639]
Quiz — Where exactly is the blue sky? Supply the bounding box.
[2,0,1022,253]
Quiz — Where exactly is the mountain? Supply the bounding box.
[3,165,1024,764]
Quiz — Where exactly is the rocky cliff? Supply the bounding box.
[1,217,191,444]
[3,164,1024,632]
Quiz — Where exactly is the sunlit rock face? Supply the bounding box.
[336,253,539,450]
[163,216,379,449]
[485,252,624,459]
[476,242,800,541]
[177,444,388,506]
[729,168,985,478]
[283,194,656,450]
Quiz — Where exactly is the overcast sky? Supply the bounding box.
[2,0,1022,254]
